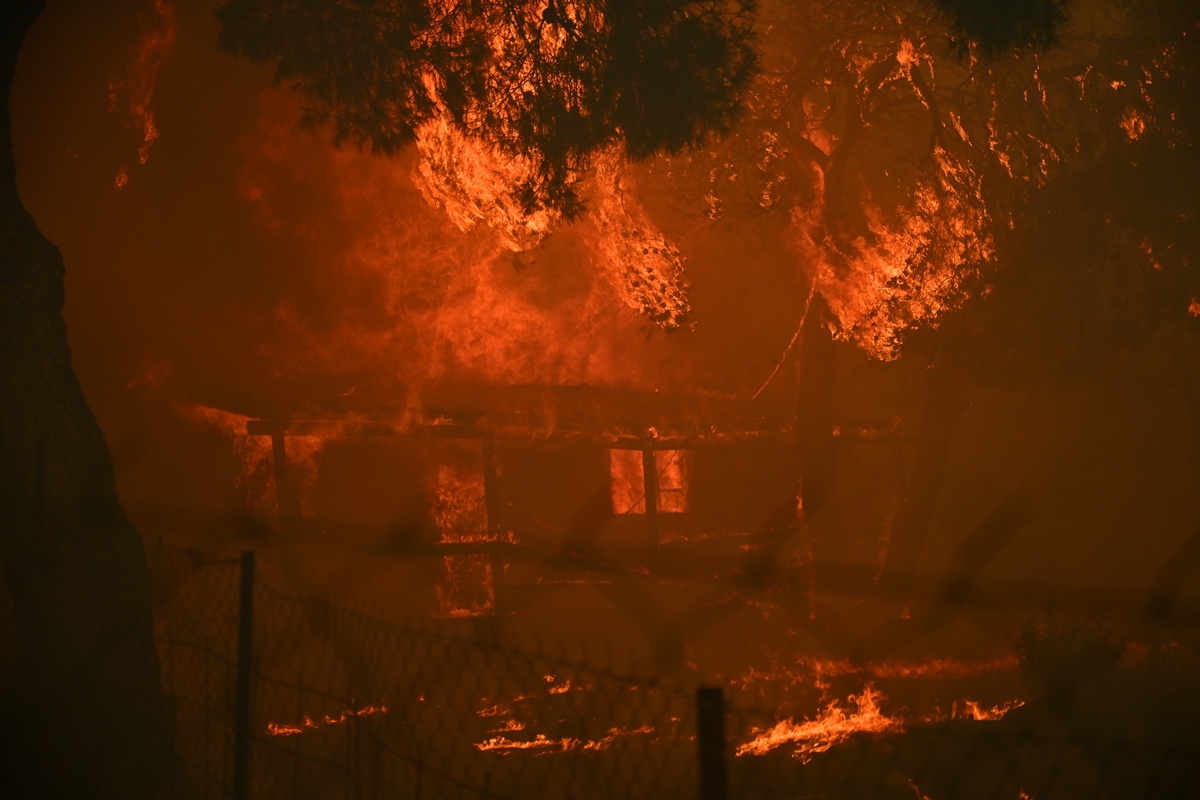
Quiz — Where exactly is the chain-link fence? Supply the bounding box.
[147,518,1200,800]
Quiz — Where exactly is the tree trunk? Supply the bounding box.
[0,3,168,797]
[877,361,969,603]
[795,296,840,612]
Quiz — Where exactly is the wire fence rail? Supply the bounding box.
[148,537,1200,800]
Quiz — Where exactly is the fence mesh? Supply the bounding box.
[147,537,1200,800]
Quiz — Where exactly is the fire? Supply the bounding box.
[235,88,673,391]
[266,703,388,736]
[735,685,901,761]
[475,725,654,755]
[179,404,324,518]
[734,655,1018,691]
[414,115,559,252]
[108,0,176,171]
[587,152,691,330]
[791,146,994,360]
[609,449,690,515]
[432,463,500,617]
[951,699,1023,721]
[1120,107,1148,140]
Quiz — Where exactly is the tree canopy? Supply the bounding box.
[217,0,759,216]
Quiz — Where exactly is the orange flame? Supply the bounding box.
[178,404,324,517]
[475,725,654,755]
[951,699,1023,721]
[792,146,994,360]
[109,0,176,171]
[735,685,902,760]
[266,703,388,736]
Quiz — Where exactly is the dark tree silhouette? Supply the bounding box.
[217,0,759,215]
[935,0,1072,58]
[1,2,169,797]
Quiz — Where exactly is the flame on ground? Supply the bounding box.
[475,725,654,755]
[735,685,902,761]
[951,699,1024,721]
[266,703,388,736]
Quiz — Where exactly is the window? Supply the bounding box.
[609,449,690,514]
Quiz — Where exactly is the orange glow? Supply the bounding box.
[414,115,559,252]
[266,703,388,736]
[951,699,1023,721]
[179,405,324,517]
[734,655,1018,690]
[609,450,645,514]
[235,89,671,391]
[609,449,690,514]
[109,0,176,167]
[475,725,654,755]
[432,464,497,617]
[1188,298,1200,317]
[735,685,901,761]
[1120,108,1148,140]
[588,151,691,330]
[791,146,993,359]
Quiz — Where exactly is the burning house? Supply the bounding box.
[214,379,907,621]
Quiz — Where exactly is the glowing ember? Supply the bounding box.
[735,685,902,761]
[266,703,388,736]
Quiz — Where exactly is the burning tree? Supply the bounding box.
[217,0,758,218]
[638,0,1200,596]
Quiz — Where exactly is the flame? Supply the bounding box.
[237,89,671,390]
[266,703,388,736]
[109,0,176,168]
[432,463,498,617]
[951,699,1023,721]
[735,685,902,760]
[178,404,324,517]
[1188,298,1200,317]
[734,655,1018,691]
[414,115,559,252]
[587,152,691,330]
[1120,108,1148,140]
[609,449,690,514]
[792,146,994,360]
[475,725,654,755]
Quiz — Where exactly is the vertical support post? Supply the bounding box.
[233,551,256,800]
[481,438,504,617]
[696,687,727,800]
[642,446,659,564]
[32,438,44,540]
[271,433,302,536]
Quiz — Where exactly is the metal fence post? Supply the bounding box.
[233,551,256,800]
[697,687,727,800]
